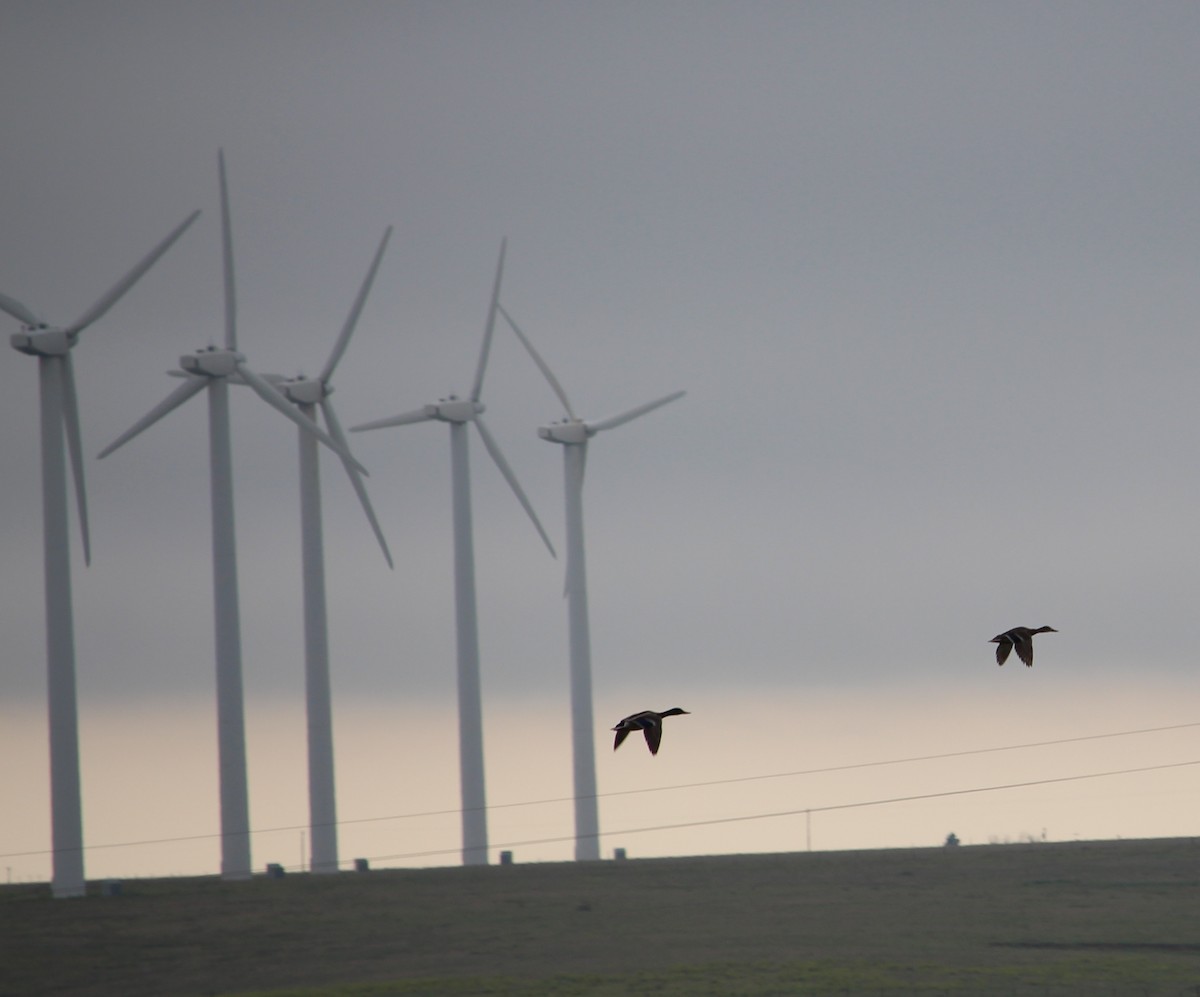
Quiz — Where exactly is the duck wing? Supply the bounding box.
[994,638,1012,666]
[1012,631,1035,667]
[613,727,632,751]
[642,719,663,755]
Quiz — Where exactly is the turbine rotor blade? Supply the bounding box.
[320,399,394,569]
[236,361,368,475]
[65,210,201,336]
[496,304,576,420]
[588,390,686,434]
[60,354,91,565]
[319,225,392,384]
[474,415,556,558]
[218,149,237,350]
[319,398,393,568]
[469,238,506,403]
[98,376,208,459]
[350,407,434,432]
[0,292,41,327]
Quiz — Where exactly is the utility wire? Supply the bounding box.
[362,758,1200,865]
[272,718,1200,832]
[2,719,1195,861]
[561,719,1200,803]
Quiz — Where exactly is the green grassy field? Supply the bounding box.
[2,838,1198,996]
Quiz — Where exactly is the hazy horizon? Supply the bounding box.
[4,681,1198,883]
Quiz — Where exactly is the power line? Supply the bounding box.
[570,719,1200,803]
[362,757,1200,865]
[338,718,1200,827]
[1,719,1195,862]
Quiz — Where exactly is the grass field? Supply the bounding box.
[2,837,1199,996]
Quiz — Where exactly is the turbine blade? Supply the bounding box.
[350,407,434,432]
[474,415,556,558]
[496,304,576,419]
[98,376,207,458]
[469,238,506,403]
[218,150,237,350]
[237,361,369,475]
[588,390,686,434]
[0,292,41,327]
[60,355,91,565]
[65,210,201,337]
[320,399,394,569]
[319,226,392,384]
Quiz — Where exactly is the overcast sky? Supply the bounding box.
[2,2,1199,881]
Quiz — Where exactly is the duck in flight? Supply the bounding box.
[990,626,1057,667]
[612,708,690,755]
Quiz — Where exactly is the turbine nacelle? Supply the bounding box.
[275,376,330,406]
[180,346,244,378]
[11,327,73,357]
[539,420,589,445]
[427,396,484,423]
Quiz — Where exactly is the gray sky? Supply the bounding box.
[2,2,1198,879]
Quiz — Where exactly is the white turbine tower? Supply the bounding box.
[351,240,555,866]
[498,304,684,861]
[2,210,200,898]
[257,225,394,874]
[98,152,364,880]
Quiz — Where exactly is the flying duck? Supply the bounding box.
[990,626,1057,667]
[612,708,690,755]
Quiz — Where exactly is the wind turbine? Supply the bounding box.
[497,303,684,861]
[351,240,555,866]
[257,225,394,874]
[98,151,364,881]
[2,209,199,898]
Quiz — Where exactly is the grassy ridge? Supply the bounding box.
[3,838,1199,996]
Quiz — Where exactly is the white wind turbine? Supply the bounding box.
[98,152,364,881]
[351,240,555,866]
[498,304,684,861]
[256,225,394,874]
[2,209,200,898]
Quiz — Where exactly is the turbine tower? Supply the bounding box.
[98,152,363,880]
[351,240,555,866]
[257,225,395,874]
[498,304,683,861]
[1,210,199,898]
